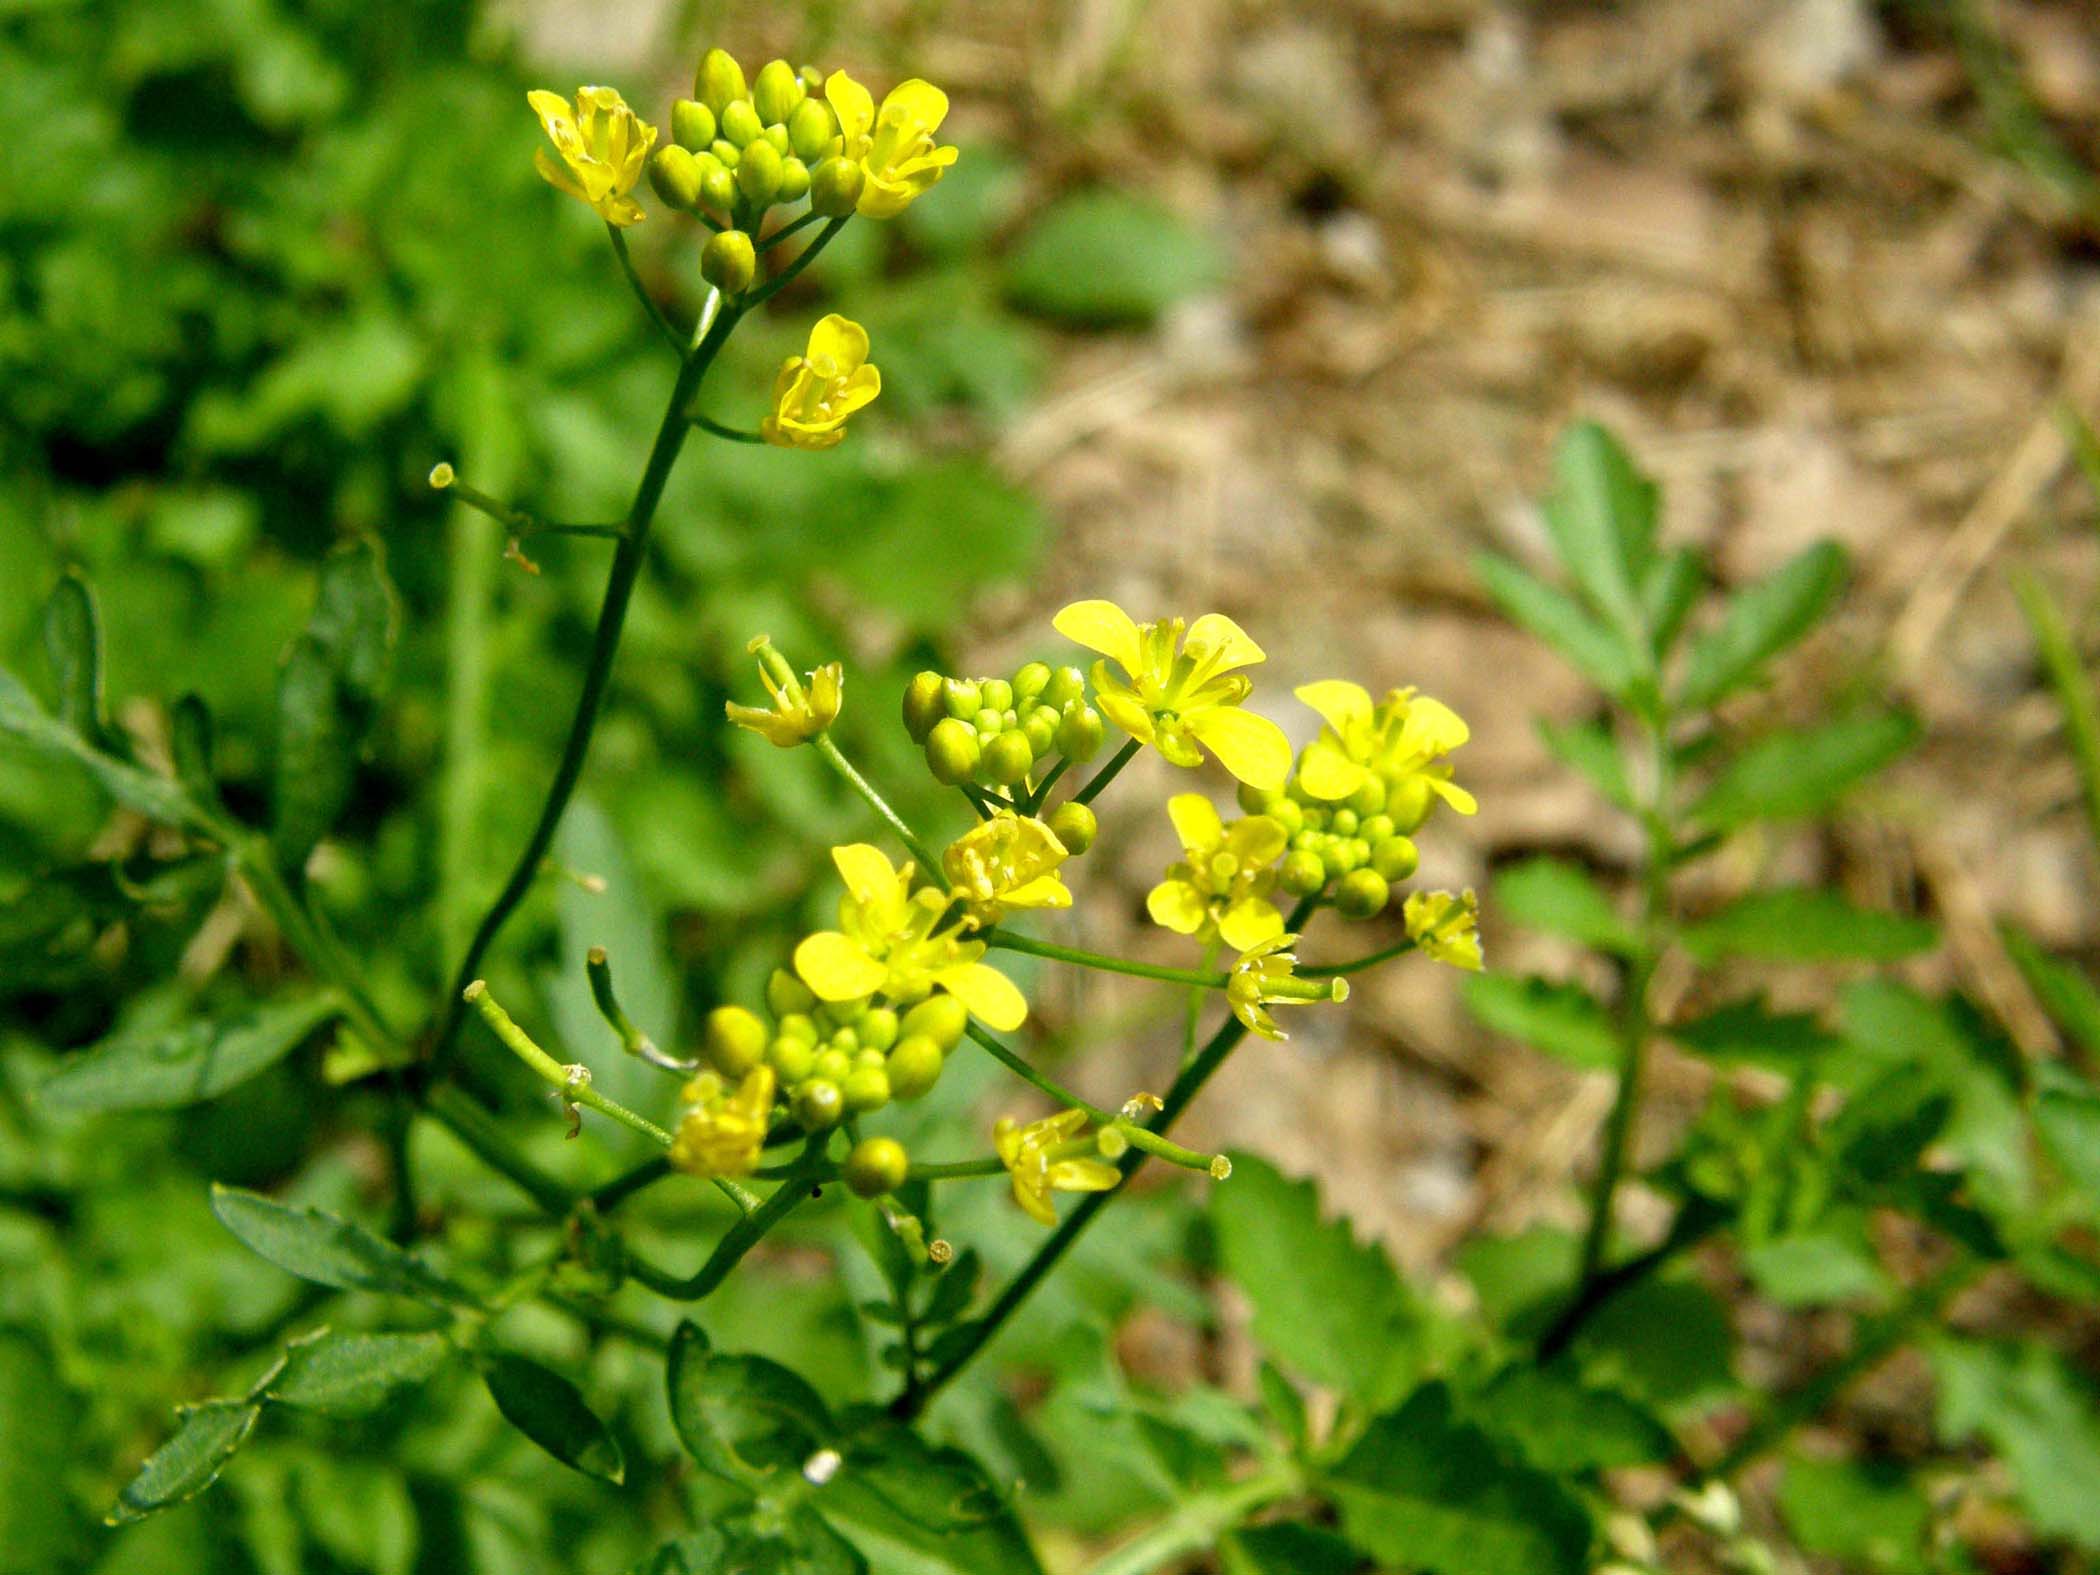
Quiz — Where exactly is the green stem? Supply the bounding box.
[424,1082,575,1217]
[743,216,849,307]
[2013,569,2100,862]
[1083,1462,1304,1575]
[984,930,1230,991]
[1071,737,1140,807]
[608,224,684,352]
[812,733,945,878]
[691,413,766,444]
[622,1141,828,1300]
[960,1022,1220,1171]
[1300,936,1416,977]
[590,1156,672,1211]
[1023,757,1071,815]
[1536,1195,1732,1361]
[758,210,825,252]
[463,982,674,1147]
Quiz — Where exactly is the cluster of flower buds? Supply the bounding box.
[1238,775,1422,920]
[903,663,1106,810]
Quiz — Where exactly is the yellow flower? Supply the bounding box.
[1292,681,1476,822]
[528,86,656,227]
[994,1109,1121,1226]
[725,635,841,747]
[1052,601,1291,790]
[794,845,1027,1030]
[824,71,959,219]
[943,812,1071,925]
[1404,889,1484,972]
[669,1065,776,1178]
[761,314,882,450]
[1226,933,1347,1040]
[1146,794,1286,951]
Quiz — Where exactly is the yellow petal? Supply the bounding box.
[793,931,888,1000]
[532,146,586,201]
[1224,814,1286,867]
[1184,613,1265,671]
[1094,683,1155,745]
[1001,875,1072,910]
[1427,776,1479,816]
[1399,695,1470,757]
[1054,600,1143,677]
[1146,880,1209,935]
[1219,898,1285,953]
[1185,706,1291,791]
[527,89,575,134]
[936,963,1028,1031]
[1166,792,1223,855]
[806,313,869,371]
[1295,738,1366,801]
[1044,1158,1121,1193]
[824,69,874,142]
[878,78,950,135]
[830,843,901,907]
[1294,680,1374,737]
[1010,1174,1057,1226]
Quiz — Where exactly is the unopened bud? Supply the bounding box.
[787,97,838,163]
[983,729,1034,786]
[902,671,946,741]
[704,1005,769,1076]
[766,967,815,1018]
[925,718,981,785]
[709,137,740,170]
[701,229,757,294]
[1279,848,1327,897]
[736,138,783,207]
[671,98,717,151]
[885,1034,943,1100]
[701,162,737,213]
[1055,705,1105,762]
[844,1136,909,1198]
[753,58,805,125]
[809,155,864,217]
[1012,661,1051,704]
[793,1078,844,1132]
[1047,800,1097,855]
[1370,834,1419,882]
[778,157,811,203]
[719,97,764,149]
[695,48,748,113]
[648,145,705,211]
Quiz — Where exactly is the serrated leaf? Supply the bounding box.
[1666,996,1840,1068]
[1476,554,1637,697]
[1492,857,1638,954]
[41,570,108,745]
[1460,1365,1675,1472]
[1327,1383,1591,1575]
[1537,717,1635,810]
[108,1399,260,1524]
[1931,1337,2100,1551]
[1777,1455,1930,1574]
[1461,974,1618,1069]
[0,664,199,826]
[1679,888,1936,963]
[1693,711,1917,827]
[38,994,342,1113]
[1210,1154,1427,1409]
[266,1328,453,1416]
[1540,422,1659,667]
[1003,190,1225,325]
[482,1353,625,1483]
[1678,542,1847,711]
[210,1186,472,1307]
[666,1321,831,1482]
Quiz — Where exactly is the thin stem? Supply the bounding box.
[424,1082,575,1218]
[1536,1195,1732,1361]
[2013,569,2100,862]
[622,1141,829,1300]
[607,224,685,351]
[586,945,694,1072]
[463,982,674,1148]
[228,832,395,1056]
[1084,1462,1304,1575]
[691,413,766,444]
[1023,757,1071,815]
[1071,737,1140,807]
[1300,936,1416,977]
[1183,938,1219,1070]
[743,216,849,308]
[757,210,825,252]
[984,930,1230,991]
[812,733,946,877]
[962,1022,1223,1171]
[590,1156,673,1211]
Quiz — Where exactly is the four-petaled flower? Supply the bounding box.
[762,315,882,450]
[1292,681,1476,822]
[794,845,1027,1030]
[943,812,1072,925]
[1226,933,1347,1040]
[994,1109,1120,1226]
[1146,793,1287,951]
[669,1066,775,1178]
[1053,601,1291,790]
[528,86,656,227]
[726,635,842,747]
[824,71,959,219]
[1403,889,1484,972]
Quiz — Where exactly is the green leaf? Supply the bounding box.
[1679,888,1936,963]
[0,664,199,826]
[209,1185,472,1308]
[1326,1383,1591,1575]
[1641,546,1705,658]
[1002,190,1226,325]
[38,994,342,1113]
[296,1456,418,1575]
[1692,711,1917,827]
[170,693,220,808]
[1461,975,1618,1069]
[1475,554,1636,697]
[1537,717,1635,810]
[824,1428,1044,1575]
[1666,996,1840,1068]
[1220,1523,1364,1575]
[1210,1154,1428,1409]
[1742,1230,1892,1308]
[630,1533,734,1575]
[1826,1063,1953,1187]
[1491,857,1638,955]
[666,1321,831,1482]
[1460,1365,1675,1472]
[265,1328,453,1416]
[1678,542,1847,711]
[108,1399,261,1525]
[2002,927,2100,1061]
[835,1422,1011,1534]
[482,1352,625,1483]
[0,1332,84,1569]
[41,570,109,745]
[1777,1455,1929,1574]
[1571,1275,1736,1411]
[2034,1067,2100,1212]
[1540,422,1659,666]
[1931,1336,2100,1551]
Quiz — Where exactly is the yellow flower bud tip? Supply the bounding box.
[754,58,805,126]
[701,228,758,295]
[902,670,947,741]
[428,462,455,489]
[648,144,705,211]
[709,137,741,170]
[736,137,784,205]
[720,97,764,148]
[778,157,811,203]
[924,717,981,784]
[529,86,656,228]
[761,314,881,451]
[696,47,748,113]
[1046,800,1098,855]
[808,154,864,217]
[787,96,838,162]
[671,97,717,151]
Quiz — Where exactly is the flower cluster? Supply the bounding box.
[903,660,1106,806]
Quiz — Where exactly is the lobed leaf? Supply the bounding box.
[38,994,342,1114]
[1679,888,1936,964]
[1677,541,1847,711]
[1461,975,1619,1070]
[1475,554,1638,698]
[1692,711,1917,827]
[1539,422,1659,668]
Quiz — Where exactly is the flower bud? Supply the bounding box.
[1280,848,1327,897]
[720,97,765,149]
[809,155,864,217]
[1330,807,1360,837]
[797,63,826,95]
[859,1007,900,1052]
[1348,775,1388,817]
[1047,801,1098,854]
[1055,705,1105,762]
[787,97,837,163]
[984,729,1035,786]
[1387,775,1434,834]
[980,677,1015,714]
[942,677,982,719]
[1043,665,1087,708]
[1021,711,1057,755]
[696,48,748,113]
[672,98,717,151]
[709,137,741,169]
[793,1078,844,1131]
[842,1066,891,1113]
[768,1036,815,1083]
[1370,834,1419,882]
[901,994,969,1050]
[704,1005,769,1076]
[767,967,815,1018]
[648,145,705,212]
[1237,782,1284,815]
[814,1048,852,1084]
[902,671,946,741]
[1335,867,1391,919]
[1012,661,1051,704]
[778,157,811,202]
[844,1136,909,1197]
[885,1034,944,1099]
[736,138,784,207]
[753,58,805,125]
[925,718,982,785]
[701,229,757,294]
[701,162,737,213]
[1359,814,1394,844]
[763,123,792,155]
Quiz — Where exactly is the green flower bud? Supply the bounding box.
[736,138,783,206]
[672,98,718,151]
[984,729,1035,786]
[701,162,737,213]
[1347,775,1388,817]
[1301,806,1330,832]
[903,671,947,740]
[980,677,1015,714]
[901,994,968,1050]
[1387,776,1434,834]
[973,707,1005,735]
[704,1005,768,1076]
[797,63,826,95]
[842,1065,891,1113]
[942,677,982,719]
[775,1011,818,1044]
[827,1025,860,1052]
[844,1136,909,1197]
[778,157,811,202]
[768,1036,815,1083]
[1271,798,1305,834]
[885,1034,944,1099]
[814,1047,852,1084]
[720,97,765,149]
[753,58,805,125]
[1359,814,1394,844]
[925,718,982,785]
[788,97,838,163]
[793,1078,844,1131]
[1055,705,1105,762]
[1321,840,1352,881]
[1330,808,1360,837]
[1237,782,1284,815]
[701,229,757,294]
[1047,800,1098,854]
[1331,838,1366,874]
[763,123,792,156]
[1042,665,1086,708]
[696,48,748,113]
[859,1007,900,1052]
[767,968,815,1018]
[1370,835,1419,882]
[809,155,864,216]
[648,145,705,211]
[709,137,741,169]
[1021,711,1057,755]
[1280,848,1328,897]
[1335,867,1391,919]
